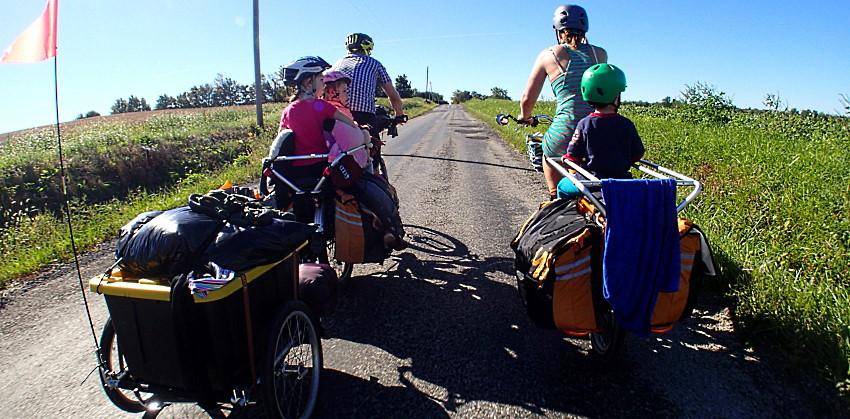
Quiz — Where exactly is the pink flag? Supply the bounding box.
[1,0,58,64]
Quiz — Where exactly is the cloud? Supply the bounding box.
[234,16,246,28]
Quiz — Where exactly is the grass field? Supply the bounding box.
[0,97,435,287]
[464,98,850,393]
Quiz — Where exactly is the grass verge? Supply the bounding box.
[0,98,435,288]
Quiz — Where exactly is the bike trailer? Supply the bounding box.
[512,197,715,336]
[90,242,308,395]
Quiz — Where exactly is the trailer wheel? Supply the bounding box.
[261,302,323,419]
[98,318,152,413]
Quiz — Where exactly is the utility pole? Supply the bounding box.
[252,0,264,128]
[425,66,430,102]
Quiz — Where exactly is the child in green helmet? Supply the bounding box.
[565,63,645,179]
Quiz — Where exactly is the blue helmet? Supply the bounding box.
[553,5,588,33]
[282,56,331,87]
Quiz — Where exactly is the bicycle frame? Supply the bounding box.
[262,144,368,232]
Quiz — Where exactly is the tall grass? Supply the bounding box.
[465,98,850,392]
[0,98,435,287]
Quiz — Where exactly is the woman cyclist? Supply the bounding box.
[518,4,608,200]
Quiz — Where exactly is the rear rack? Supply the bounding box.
[546,155,703,218]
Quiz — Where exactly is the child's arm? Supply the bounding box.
[565,122,587,163]
[332,110,358,128]
[628,121,645,162]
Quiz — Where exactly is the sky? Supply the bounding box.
[1,0,849,134]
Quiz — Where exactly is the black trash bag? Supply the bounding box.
[115,210,162,260]
[203,219,316,272]
[118,207,223,278]
[298,263,338,317]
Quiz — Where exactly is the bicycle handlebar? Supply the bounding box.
[495,113,553,127]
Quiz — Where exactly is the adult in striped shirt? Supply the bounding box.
[518,5,607,200]
[332,33,406,128]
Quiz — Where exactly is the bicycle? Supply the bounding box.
[494,113,553,173]
[367,105,407,181]
[497,113,712,358]
[258,131,369,283]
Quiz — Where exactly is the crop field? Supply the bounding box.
[465,98,850,392]
[0,98,435,287]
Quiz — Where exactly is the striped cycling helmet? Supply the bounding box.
[345,33,374,55]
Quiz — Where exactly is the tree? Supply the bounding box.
[414,90,443,102]
[76,110,100,119]
[265,71,291,102]
[176,92,192,109]
[156,94,177,110]
[680,81,732,108]
[213,74,244,106]
[111,98,128,114]
[840,93,850,116]
[490,87,511,100]
[763,92,787,111]
[395,74,414,98]
[451,90,472,104]
[187,84,215,107]
[659,96,674,107]
[124,95,150,112]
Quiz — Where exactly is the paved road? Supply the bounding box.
[0,105,845,418]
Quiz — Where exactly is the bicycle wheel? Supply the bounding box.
[589,307,625,359]
[98,318,153,413]
[261,301,323,419]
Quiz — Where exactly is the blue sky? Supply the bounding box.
[1,0,849,134]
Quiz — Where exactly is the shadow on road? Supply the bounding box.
[322,225,681,417]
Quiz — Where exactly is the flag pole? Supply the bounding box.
[52,54,99,345]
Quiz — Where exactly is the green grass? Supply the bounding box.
[0,98,435,287]
[465,98,850,392]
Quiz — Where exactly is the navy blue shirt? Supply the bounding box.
[566,112,645,179]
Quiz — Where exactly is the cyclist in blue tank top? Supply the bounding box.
[518,4,607,200]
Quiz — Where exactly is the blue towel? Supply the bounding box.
[601,178,680,336]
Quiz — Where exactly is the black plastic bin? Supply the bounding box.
[92,241,307,395]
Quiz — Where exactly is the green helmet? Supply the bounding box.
[581,63,627,104]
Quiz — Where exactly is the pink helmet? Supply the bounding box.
[322,70,351,84]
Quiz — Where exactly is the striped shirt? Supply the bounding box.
[332,53,391,114]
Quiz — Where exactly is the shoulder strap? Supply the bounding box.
[590,45,600,64]
[549,47,568,75]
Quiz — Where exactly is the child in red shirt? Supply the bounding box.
[278,56,360,168]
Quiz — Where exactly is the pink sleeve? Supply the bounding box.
[279,104,291,130]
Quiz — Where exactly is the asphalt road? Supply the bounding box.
[0,105,845,418]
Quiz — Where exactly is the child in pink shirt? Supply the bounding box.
[321,70,371,169]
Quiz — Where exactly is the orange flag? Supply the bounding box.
[1,0,58,64]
